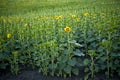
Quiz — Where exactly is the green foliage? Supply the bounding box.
[0,0,120,79]
[9,51,19,75]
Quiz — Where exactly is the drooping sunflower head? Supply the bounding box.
[64,26,71,32]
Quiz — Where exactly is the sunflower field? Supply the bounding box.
[0,0,120,79]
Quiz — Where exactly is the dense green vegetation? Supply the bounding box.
[0,0,120,79]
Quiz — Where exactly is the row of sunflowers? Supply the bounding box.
[0,10,120,79]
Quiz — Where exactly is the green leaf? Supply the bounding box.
[88,50,96,57]
[101,65,106,70]
[75,43,83,47]
[100,56,107,62]
[76,58,83,66]
[118,70,120,76]
[68,40,76,44]
[62,56,68,63]
[114,60,119,64]
[49,64,57,70]
[63,49,69,54]
[12,51,18,56]
[83,59,90,66]
[73,49,84,56]
[72,68,79,75]
[108,62,113,67]
[57,55,68,63]
[105,71,109,77]
[94,65,99,72]
[68,40,83,47]
[63,49,73,54]
[59,63,66,69]
[84,67,89,72]
[87,37,96,42]
[97,47,104,52]
[101,39,111,47]
[0,63,8,69]
[64,65,72,74]
[67,58,77,66]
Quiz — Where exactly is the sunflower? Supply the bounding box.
[71,15,76,18]
[55,15,62,20]
[76,18,80,21]
[84,13,89,16]
[64,26,71,32]
[7,33,11,39]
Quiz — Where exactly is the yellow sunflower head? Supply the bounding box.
[71,15,76,18]
[84,13,89,17]
[55,15,62,20]
[64,26,71,32]
[7,33,11,39]
[76,18,80,21]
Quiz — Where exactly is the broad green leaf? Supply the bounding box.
[88,50,97,57]
[73,49,84,56]
[84,67,89,72]
[67,58,77,66]
[101,65,106,70]
[75,43,83,47]
[0,63,8,69]
[94,66,99,72]
[49,64,57,70]
[59,63,66,69]
[64,65,72,74]
[72,68,79,75]
[100,56,107,62]
[114,60,119,64]
[87,37,95,42]
[83,59,90,66]
[57,55,68,63]
[68,40,76,44]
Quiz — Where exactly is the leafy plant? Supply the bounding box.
[9,51,19,75]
